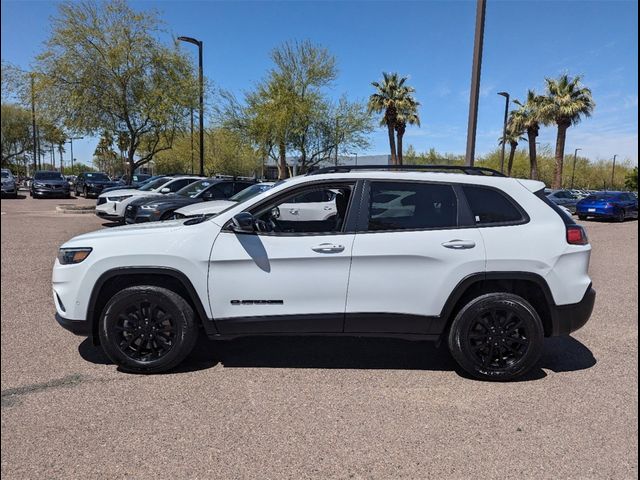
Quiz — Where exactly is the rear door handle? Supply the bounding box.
[312,243,345,254]
[442,239,476,250]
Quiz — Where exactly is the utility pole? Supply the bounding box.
[190,108,195,175]
[464,0,487,166]
[611,154,618,189]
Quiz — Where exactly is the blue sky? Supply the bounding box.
[1,0,638,166]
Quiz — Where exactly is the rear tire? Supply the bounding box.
[447,293,544,381]
[99,285,199,373]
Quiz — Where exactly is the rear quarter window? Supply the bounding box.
[462,185,525,225]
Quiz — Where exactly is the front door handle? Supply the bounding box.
[311,243,345,254]
[442,239,476,250]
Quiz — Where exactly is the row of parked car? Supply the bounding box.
[545,188,638,222]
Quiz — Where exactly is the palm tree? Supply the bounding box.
[395,97,420,165]
[511,90,544,179]
[498,115,526,177]
[541,74,595,189]
[368,73,416,165]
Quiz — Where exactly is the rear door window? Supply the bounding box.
[462,185,525,225]
[366,182,458,231]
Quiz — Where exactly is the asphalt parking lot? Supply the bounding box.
[1,194,638,479]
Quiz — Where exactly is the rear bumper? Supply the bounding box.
[55,313,91,337]
[549,285,596,336]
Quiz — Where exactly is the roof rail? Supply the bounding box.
[307,164,506,177]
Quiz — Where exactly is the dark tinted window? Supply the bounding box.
[234,182,254,194]
[463,185,523,225]
[206,182,234,199]
[34,171,64,180]
[367,182,458,231]
[167,178,196,192]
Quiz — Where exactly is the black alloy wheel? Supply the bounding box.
[448,293,544,381]
[99,286,198,373]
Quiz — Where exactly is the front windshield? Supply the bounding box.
[229,183,274,202]
[177,179,217,198]
[85,172,111,181]
[139,177,170,191]
[34,171,64,181]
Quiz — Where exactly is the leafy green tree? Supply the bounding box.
[368,73,417,165]
[625,167,638,191]
[541,74,595,189]
[511,90,545,180]
[34,0,197,183]
[498,114,527,176]
[1,103,33,165]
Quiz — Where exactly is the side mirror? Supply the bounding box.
[160,187,171,193]
[230,212,255,233]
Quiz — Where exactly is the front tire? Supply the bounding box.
[99,286,199,373]
[615,209,625,222]
[447,293,544,381]
[578,214,587,221]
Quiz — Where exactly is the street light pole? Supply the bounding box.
[190,108,194,175]
[497,91,510,174]
[67,137,83,175]
[464,0,487,166]
[611,154,618,189]
[30,74,38,174]
[570,148,581,190]
[178,36,205,176]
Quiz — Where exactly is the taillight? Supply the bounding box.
[567,225,589,245]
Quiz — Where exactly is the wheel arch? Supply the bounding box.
[438,272,555,337]
[87,267,215,345]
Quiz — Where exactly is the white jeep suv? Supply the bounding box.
[95,176,202,222]
[53,166,595,380]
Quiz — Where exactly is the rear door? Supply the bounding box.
[345,180,486,334]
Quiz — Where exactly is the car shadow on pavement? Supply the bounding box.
[78,334,596,380]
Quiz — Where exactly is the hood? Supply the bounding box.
[135,195,202,208]
[86,179,119,186]
[33,178,67,186]
[99,188,158,198]
[175,199,236,216]
[64,219,188,244]
[129,193,179,206]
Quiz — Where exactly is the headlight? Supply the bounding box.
[33,182,45,187]
[107,195,132,202]
[57,247,92,265]
[87,183,95,187]
[140,204,159,210]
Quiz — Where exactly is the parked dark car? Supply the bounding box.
[546,189,580,213]
[101,174,156,194]
[30,171,71,198]
[74,172,120,197]
[1,168,18,198]
[576,191,639,222]
[124,178,256,223]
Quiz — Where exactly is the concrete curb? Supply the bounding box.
[56,204,96,214]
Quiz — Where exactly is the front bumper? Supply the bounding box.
[55,313,91,336]
[1,184,17,195]
[124,205,160,224]
[32,188,70,197]
[549,285,596,336]
[95,200,124,220]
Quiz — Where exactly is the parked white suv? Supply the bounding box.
[53,166,595,380]
[95,176,202,222]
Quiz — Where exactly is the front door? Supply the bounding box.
[209,181,357,334]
